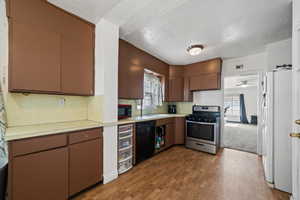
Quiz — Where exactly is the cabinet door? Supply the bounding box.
[166,123,175,148]
[12,148,68,200]
[183,77,193,102]
[118,40,144,99]
[189,73,221,91]
[61,15,94,95]
[174,117,185,145]
[61,34,94,95]
[168,77,184,102]
[10,22,61,92]
[69,138,103,196]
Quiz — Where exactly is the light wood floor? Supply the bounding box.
[73,146,290,200]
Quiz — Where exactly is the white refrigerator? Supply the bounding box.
[262,69,292,193]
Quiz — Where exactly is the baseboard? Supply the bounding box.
[103,170,118,184]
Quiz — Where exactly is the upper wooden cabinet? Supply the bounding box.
[8,0,95,96]
[189,73,221,91]
[168,77,184,102]
[167,66,192,102]
[10,22,61,92]
[118,40,169,99]
[184,58,222,76]
[185,58,222,91]
[119,40,144,99]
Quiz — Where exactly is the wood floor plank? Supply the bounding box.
[72,146,290,200]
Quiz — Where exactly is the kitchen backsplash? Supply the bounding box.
[118,99,168,117]
[5,93,89,127]
[174,102,193,114]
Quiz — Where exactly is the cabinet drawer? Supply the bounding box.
[156,118,174,126]
[69,128,102,145]
[11,134,67,157]
[118,124,134,132]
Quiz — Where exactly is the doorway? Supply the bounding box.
[223,75,259,153]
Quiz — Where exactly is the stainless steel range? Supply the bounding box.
[185,105,221,154]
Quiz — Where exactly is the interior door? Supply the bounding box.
[291,2,300,199]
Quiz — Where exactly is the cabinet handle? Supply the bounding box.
[295,120,300,125]
[290,133,300,138]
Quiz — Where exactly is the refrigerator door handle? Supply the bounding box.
[290,133,300,138]
[295,120,300,125]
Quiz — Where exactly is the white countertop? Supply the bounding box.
[117,114,188,125]
[5,114,188,141]
[5,120,103,141]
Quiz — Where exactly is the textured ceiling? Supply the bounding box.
[48,0,292,65]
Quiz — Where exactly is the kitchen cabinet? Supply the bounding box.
[167,66,192,102]
[119,40,144,99]
[69,139,102,196]
[118,40,169,99]
[156,118,175,150]
[168,77,184,102]
[185,58,222,91]
[189,73,221,91]
[8,128,103,200]
[12,148,68,200]
[166,123,175,148]
[60,13,95,96]
[174,117,185,145]
[183,77,193,102]
[68,128,103,196]
[8,0,95,96]
[9,22,61,93]
[9,134,69,200]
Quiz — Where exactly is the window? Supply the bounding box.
[141,70,163,110]
[224,95,240,122]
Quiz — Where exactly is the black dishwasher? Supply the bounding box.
[136,121,156,164]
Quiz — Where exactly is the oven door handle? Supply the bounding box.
[186,120,217,125]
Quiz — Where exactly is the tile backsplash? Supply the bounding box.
[5,93,89,127]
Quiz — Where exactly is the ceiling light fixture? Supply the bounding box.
[187,44,204,56]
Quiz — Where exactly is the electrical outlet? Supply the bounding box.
[58,98,66,106]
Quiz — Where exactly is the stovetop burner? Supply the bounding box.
[186,105,221,123]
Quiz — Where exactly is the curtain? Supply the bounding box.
[240,94,249,124]
[143,72,163,109]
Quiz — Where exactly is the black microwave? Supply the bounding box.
[118,104,132,120]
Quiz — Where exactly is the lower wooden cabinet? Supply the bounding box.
[69,138,103,196]
[174,117,185,145]
[8,128,103,200]
[12,147,68,200]
[166,123,175,148]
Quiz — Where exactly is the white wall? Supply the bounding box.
[222,52,267,77]
[266,38,292,71]
[94,19,119,184]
